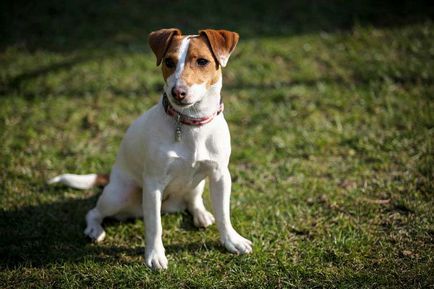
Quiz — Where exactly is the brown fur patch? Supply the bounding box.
[199,30,239,67]
[95,174,110,187]
[161,35,183,81]
[181,35,221,87]
[148,28,182,66]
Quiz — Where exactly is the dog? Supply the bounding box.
[48,28,252,270]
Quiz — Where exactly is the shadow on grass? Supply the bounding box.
[0,54,96,98]
[0,192,95,268]
[0,189,220,268]
[1,0,432,52]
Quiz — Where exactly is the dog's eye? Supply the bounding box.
[197,58,209,67]
[164,58,175,68]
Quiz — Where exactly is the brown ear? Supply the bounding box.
[199,29,239,67]
[148,28,182,66]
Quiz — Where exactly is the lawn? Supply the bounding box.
[1,0,433,288]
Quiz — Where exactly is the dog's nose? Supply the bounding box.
[171,86,188,101]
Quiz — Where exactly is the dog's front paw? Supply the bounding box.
[145,244,168,270]
[221,230,253,254]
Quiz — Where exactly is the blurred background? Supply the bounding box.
[1,0,432,50]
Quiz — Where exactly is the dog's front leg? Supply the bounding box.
[210,167,252,254]
[142,182,168,270]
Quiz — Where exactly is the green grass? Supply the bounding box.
[1,1,433,288]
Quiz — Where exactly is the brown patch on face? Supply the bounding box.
[161,35,183,81]
[181,35,221,87]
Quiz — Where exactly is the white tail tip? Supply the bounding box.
[47,173,98,190]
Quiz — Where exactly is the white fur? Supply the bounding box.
[47,173,97,189]
[175,37,190,79]
[218,54,229,67]
[49,34,252,270]
[163,36,190,105]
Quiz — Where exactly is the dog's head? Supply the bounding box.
[148,28,239,110]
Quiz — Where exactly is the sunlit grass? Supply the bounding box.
[0,4,433,287]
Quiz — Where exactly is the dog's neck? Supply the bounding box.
[162,93,224,127]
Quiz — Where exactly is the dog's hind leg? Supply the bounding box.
[186,180,215,228]
[84,167,140,242]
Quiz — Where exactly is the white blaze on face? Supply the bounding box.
[165,36,190,99]
[175,37,191,81]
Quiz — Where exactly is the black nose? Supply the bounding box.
[171,86,187,101]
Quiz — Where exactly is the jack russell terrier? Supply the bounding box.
[49,28,252,270]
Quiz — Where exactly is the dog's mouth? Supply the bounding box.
[171,98,195,108]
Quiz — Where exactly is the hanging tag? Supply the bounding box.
[175,114,182,142]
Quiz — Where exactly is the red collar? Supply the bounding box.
[162,93,224,126]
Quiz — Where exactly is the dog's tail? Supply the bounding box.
[47,173,110,189]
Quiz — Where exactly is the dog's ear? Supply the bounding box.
[199,29,239,67]
[148,28,182,66]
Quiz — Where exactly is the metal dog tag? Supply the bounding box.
[175,114,182,142]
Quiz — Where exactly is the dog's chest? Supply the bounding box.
[165,158,212,193]
[163,140,219,192]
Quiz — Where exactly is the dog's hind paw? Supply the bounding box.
[193,209,215,228]
[84,224,106,242]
